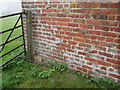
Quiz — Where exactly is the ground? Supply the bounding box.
[2,57,98,88]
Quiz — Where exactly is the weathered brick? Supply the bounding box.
[82,65,93,70]
[106,38,115,42]
[92,3,100,8]
[102,9,118,15]
[100,3,108,8]
[77,3,83,8]
[79,24,93,29]
[106,58,120,65]
[109,3,119,8]
[83,3,91,8]
[73,19,85,23]
[70,3,77,8]
[109,73,120,79]
[68,23,78,27]
[99,52,113,58]
[77,33,89,38]
[73,37,86,42]
[68,41,77,45]
[68,14,79,18]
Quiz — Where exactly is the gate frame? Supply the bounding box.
[0,12,26,67]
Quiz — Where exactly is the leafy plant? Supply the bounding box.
[51,62,67,72]
[38,69,55,79]
[81,73,90,78]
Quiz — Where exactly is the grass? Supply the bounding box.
[2,57,99,88]
[0,15,24,65]
[2,57,120,88]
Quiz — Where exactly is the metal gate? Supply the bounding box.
[0,12,26,67]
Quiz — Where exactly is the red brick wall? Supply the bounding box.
[22,0,120,83]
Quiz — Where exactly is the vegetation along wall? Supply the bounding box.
[22,0,120,83]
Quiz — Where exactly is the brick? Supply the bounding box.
[72,9,86,13]
[65,32,76,36]
[62,36,71,40]
[68,14,79,18]
[62,18,71,22]
[89,30,101,35]
[52,18,61,21]
[102,32,118,38]
[79,43,91,48]
[92,3,100,8]
[62,27,73,32]
[114,55,120,60]
[99,52,113,58]
[77,33,89,38]
[50,9,59,12]
[108,15,116,20]
[57,22,68,26]
[61,43,70,48]
[112,65,120,69]
[79,24,93,29]
[85,57,98,63]
[64,4,69,8]
[91,9,102,14]
[109,22,118,26]
[97,60,111,66]
[38,5,45,8]
[68,41,77,45]
[49,13,57,17]
[115,39,120,43]
[57,13,67,17]
[52,4,57,8]
[70,3,77,8]
[96,69,107,74]
[109,73,120,79]
[42,17,51,21]
[100,67,106,70]
[73,19,85,23]
[106,38,115,42]
[68,23,78,27]
[35,1,42,4]
[89,50,98,54]
[62,9,71,13]
[83,3,91,8]
[95,26,109,31]
[77,67,87,72]
[42,9,50,12]
[106,58,120,65]
[77,3,83,8]
[102,9,118,15]
[92,14,100,19]
[87,62,93,65]
[116,16,120,21]
[73,37,86,42]
[90,40,99,45]
[82,65,93,70]
[97,36,105,41]
[109,3,119,8]
[58,4,63,8]
[90,35,97,40]
[67,49,75,52]
[78,51,88,56]
[73,28,81,32]
[86,19,101,25]
[100,3,108,8]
